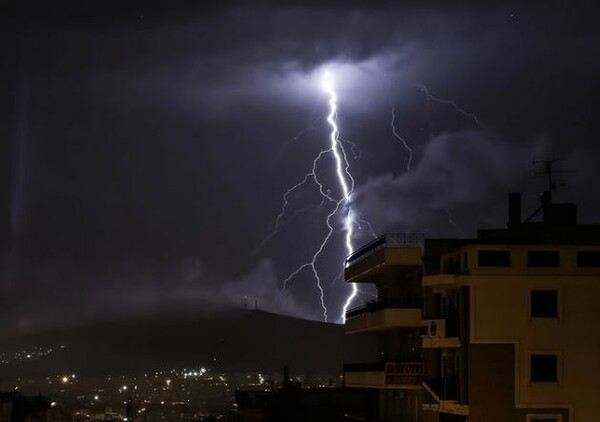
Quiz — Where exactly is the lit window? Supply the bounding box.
[530,354,558,382]
[530,290,558,318]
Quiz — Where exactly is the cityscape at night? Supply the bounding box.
[2,361,340,420]
[2,0,600,421]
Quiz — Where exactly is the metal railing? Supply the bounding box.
[344,300,381,318]
[345,233,425,267]
[345,299,424,319]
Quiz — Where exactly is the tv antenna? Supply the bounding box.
[525,159,572,222]
[532,159,570,203]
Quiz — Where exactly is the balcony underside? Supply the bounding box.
[345,247,422,283]
[345,308,422,334]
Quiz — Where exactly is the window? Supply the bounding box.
[477,250,510,267]
[577,251,600,267]
[528,250,560,267]
[530,290,558,318]
[530,354,558,382]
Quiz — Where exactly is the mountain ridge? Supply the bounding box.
[0,309,347,379]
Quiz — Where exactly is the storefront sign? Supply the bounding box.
[384,362,424,385]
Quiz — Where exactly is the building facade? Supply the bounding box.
[343,194,600,422]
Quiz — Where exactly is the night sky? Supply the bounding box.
[1,0,599,332]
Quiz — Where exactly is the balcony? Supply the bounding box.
[344,362,424,389]
[345,302,422,334]
[345,234,424,283]
[421,319,461,348]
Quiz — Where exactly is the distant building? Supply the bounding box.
[343,193,600,422]
[235,366,377,422]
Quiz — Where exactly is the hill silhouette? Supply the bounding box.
[0,309,352,379]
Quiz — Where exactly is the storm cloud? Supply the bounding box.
[353,130,546,237]
[1,1,599,330]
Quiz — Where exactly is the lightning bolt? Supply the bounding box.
[390,88,477,235]
[261,162,335,247]
[270,81,481,321]
[267,69,365,323]
[356,216,378,239]
[339,137,363,160]
[390,106,413,172]
[416,84,485,128]
[321,70,354,255]
[389,97,472,236]
[440,207,468,236]
[322,70,360,323]
[281,198,345,322]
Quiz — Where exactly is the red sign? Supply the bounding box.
[384,362,424,385]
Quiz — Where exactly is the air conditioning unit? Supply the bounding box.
[423,319,447,338]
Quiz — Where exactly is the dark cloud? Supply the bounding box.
[1,1,599,329]
[3,256,309,335]
[353,130,546,237]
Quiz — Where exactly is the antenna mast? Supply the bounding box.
[533,159,561,204]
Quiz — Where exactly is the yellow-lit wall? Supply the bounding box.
[468,264,600,422]
[345,371,387,388]
[345,308,422,334]
[443,245,600,277]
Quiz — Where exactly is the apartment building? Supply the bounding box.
[343,193,600,422]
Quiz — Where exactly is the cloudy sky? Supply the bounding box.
[1,0,599,331]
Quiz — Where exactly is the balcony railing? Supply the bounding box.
[346,299,423,319]
[345,301,382,318]
[345,233,425,268]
